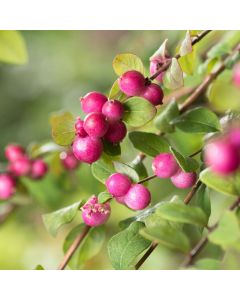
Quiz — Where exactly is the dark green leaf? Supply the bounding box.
[113,53,145,76]
[170,147,199,172]
[103,140,121,157]
[163,58,183,90]
[154,100,179,133]
[113,161,139,183]
[91,157,115,184]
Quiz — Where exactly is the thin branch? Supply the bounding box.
[184,181,202,204]
[135,242,158,270]
[138,174,157,184]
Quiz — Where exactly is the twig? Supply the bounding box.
[135,242,158,270]
[138,174,157,184]
[184,181,202,204]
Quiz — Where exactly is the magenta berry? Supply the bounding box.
[60,151,79,170]
[0,174,16,200]
[72,136,103,164]
[115,196,126,205]
[140,83,164,106]
[171,170,197,189]
[118,70,145,96]
[31,159,48,179]
[81,91,107,114]
[228,127,240,147]
[5,144,25,162]
[104,120,127,144]
[150,60,165,83]
[8,156,32,177]
[83,112,109,138]
[204,138,240,175]
[106,173,131,197]
[81,195,111,227]
[233,63,240,88]
[124,184,151,210]
[75,117,87,137]
[152,153,179,178]
[102,100,124,122]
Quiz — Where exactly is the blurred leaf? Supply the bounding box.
[128,131,169,157]
[27,141,63,158]
[0,30,28,64]
[108,79,126,101]
[170,147,199,172]
[123,97,156,127]
[103,140,121,157]
[98,191,112,203]
[113,53,145,76]
[198,57,219,75]
[180,31,192,56]
[42,201,81,237]
[196,185,211,218]
[194,258,220,270]
[222,248,240,270]
[50,111,75,146]
[108,221,151,270]
[163,58,183,90]
[154,100,179,133]
[34,265,45,270]
[128,157,148,181]
[113,161,139,182]
[91,157,115,184]
[179,49,196,75]
[150,39,168,60]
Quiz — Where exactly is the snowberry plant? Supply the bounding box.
[45,30,240,270]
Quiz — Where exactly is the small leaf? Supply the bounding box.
[34,265,45,270]
[103,140,121,157]
[108,222,151,270]
[91,157,115,184]
[42,201,81,237]
[113,53,144,76]
[195,185,211,218]
[179,49,197,75]
[154,100,179,133]
[113,161,139,183]
[128,131,169,157]
[170,147,199,172]
[194,258,220,270]
[150,39,168,60]
[123,97,156,127]
[180,31,192,56]
[163,58,183,90]
[128,156,148,181]
[98,191,112,203]
[50,111,75,146]
[108,80,126,102]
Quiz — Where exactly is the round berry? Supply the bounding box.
[81,92,107,114]
[106,173,131,197]
[229,127,240,148]
[118,70,145,96]
[60,151,79,170]
[0,174,16,200]
[75,117,87,137]
[102,100,124,122]
[124,184,151,210]
[72,136,103,164]
[140,83,163,106]
[204,138,239,175]
[150,60,165,82]
[171,170,197,189]
[115,196,126,205]
[8,156,32,177]
[31,159,48,179]
[152,153,179,178]
[81,195,111,227]
[233,63,240,88]
[5,144,25,162]
[104,121,127,144]
[83,112,109,138]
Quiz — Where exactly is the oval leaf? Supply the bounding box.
[170,147,199,172]
[108,79,126,101]
[91,157,115,184]
[98,191,112,203]
[113,161,139,182]
[154,100,179,133]
[113,53,144,76]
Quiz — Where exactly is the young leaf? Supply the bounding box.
[123,97,157,127]
[103,140,121,157]
[108,79,126,102]
[150,39,168,60]
[91,157,115,184]
[128,131,169,157]
[195,185,211,218]
[163,58,183,90]
[42,201,81,237]
[50,111,75,146]
[113,53,145,76]
[113,161,139,182]
[98,191,112,203]
[34,265,45,270]
[107,221,151,270]
[154,100,179,133]
[180,31,192,56]
[179,49,197,75]
[170,147,199,172]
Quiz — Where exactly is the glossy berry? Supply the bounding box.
[102,100,124,122]
[81,92,107,114]
[152,153,179,178]
[204,138,240,175]
[81,195,111,227]
[31,159,48,179]
[104,121,127,144]
[171,170,197,189]
[75,117,87,137]
[8,156,32,177]
[72,136,103,164]
[119,70,145,96]
[60,151,79,170]
[5,144,25,162]
[0,174,16,200]
[140,83,164,106]
[233,63,240,88]
[150,59,165,83]
[83,112,109,138]
[115,196,126,205]
[106,173,131,197]
[124,184,151,210]
[229,127,240,147]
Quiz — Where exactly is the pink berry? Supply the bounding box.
[102,100,124,122]
[83,112,109,138]
[81,92,107,114]
[152,153,179,178]
[171,169,197,189]
[124,184,151,210]
[72,136,103,164]
[140,83,164,106]
[233,63,240,88]
[118,70,145,96]
[204,138,240,175]
[150,60,165,82]
[31,159,48,179]
[0,174,16,200]
[5,144,25,162]
[81,195,111,227]
[60,151,79,170]
[115,196,126,205]
[104,121,127,144]
[8,156,32,177]
[75,117,87,137]
[106,173,131,197]
[228,127,240,147]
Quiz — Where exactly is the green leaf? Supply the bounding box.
[0,30,28,64]
[123,97,156,127]
[108,221,151,270]
[179,49,197,75]
[154,100,179,133]
[50,111,75,146]
[91,157,115,184]
[196,185,211,218]
[156,202,208,227]
[98,191,112,203]
[103,140,121,157]
[170,147,199,172]
[113,161,139,183]
[163,58,183,90]
[128,157,148,181]
[113,53,145,76]
[194,258,220,270]
[172,107,220,133]
[180,31,192,56]
[34,265,45,270]
[42,201,81,237]
[108,79,126,102]
[63,224,105,269]
[128,131,169,157]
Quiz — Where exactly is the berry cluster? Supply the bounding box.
[0,144,48,200]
